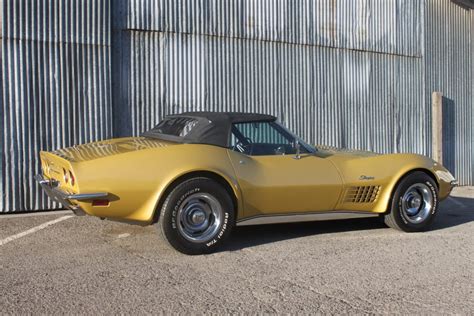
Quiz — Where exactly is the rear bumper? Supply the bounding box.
[35,174,108,216]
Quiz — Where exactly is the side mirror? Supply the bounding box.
[293,140,301,160]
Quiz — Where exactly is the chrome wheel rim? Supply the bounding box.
[401,183,433,224]
[177,193,223,243]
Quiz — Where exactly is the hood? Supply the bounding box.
[51,137,175,162]
[315,145,380,158]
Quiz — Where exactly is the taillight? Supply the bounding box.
[63,168,69,183]
[69,171,75,186]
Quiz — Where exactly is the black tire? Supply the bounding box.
[384,171,439,232]
[158,177,235,255]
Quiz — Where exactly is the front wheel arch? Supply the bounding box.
[152,170,238,224]
[386,168,439,214]
[384,170,440,232]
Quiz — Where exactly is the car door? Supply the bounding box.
[227,121,343,218]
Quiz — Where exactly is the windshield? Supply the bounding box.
[274,122,316,153]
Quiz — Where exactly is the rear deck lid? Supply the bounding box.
[51,137,174,162]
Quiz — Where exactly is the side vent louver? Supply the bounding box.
[345,186,381,203]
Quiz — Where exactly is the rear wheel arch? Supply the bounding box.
[152,170,239,223]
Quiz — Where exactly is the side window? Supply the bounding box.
[235,122,288,144]
[231,122,295,156]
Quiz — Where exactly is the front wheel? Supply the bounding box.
[158,177,235,255]
[384,172,439,232]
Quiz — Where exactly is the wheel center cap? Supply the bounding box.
[191,210,206,225]
[411,197,422,208]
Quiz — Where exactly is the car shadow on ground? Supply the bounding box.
[221,195,474,252]
[430,196,474,230]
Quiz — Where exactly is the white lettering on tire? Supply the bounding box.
[206,212,229,247]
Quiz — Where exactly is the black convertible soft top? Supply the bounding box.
[142,112,276,147]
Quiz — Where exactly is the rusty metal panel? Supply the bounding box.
[1,0,112,212]
[126,0,424,57]
[424,0,473,185]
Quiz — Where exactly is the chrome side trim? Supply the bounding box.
[236,211,379,226]
[66,192,108,201]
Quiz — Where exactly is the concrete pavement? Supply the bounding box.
[0,187,473,314]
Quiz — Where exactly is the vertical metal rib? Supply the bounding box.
[1,0,472,213]
[1,0,112,212]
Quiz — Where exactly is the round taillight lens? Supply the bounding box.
[63,168,69,183]
[69,171,75,186]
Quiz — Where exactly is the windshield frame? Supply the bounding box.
[273,122,316,154]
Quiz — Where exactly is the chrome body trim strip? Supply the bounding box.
[34,175,108,216]
[236,211,379,226]
[65,192,109,200]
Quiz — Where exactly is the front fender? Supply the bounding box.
[330,153,455,213]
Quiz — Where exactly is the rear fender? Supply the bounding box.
[148,168,242,223]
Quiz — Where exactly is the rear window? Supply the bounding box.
[152,118,198,137]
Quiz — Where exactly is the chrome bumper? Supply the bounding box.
[450,180,458,193]
[35,174,108,216]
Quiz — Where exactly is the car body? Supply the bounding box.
[37,112,457,254]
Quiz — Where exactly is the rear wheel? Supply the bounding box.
[385,172,439,232]
[158,177,235,255]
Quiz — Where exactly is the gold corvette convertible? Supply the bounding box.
[36,112,457,254]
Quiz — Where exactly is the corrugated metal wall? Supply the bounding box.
[123,31,425,155]
[118,0,427,154]
[1,0,473,212]
[126,0,424,57]
[0,0,3,212]
[1,0,112,212]
[424,0,473,185]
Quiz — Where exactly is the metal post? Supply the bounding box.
[432,92,443,164]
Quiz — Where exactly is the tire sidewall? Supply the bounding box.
[392,173,439,231]
[160,178,235,254]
